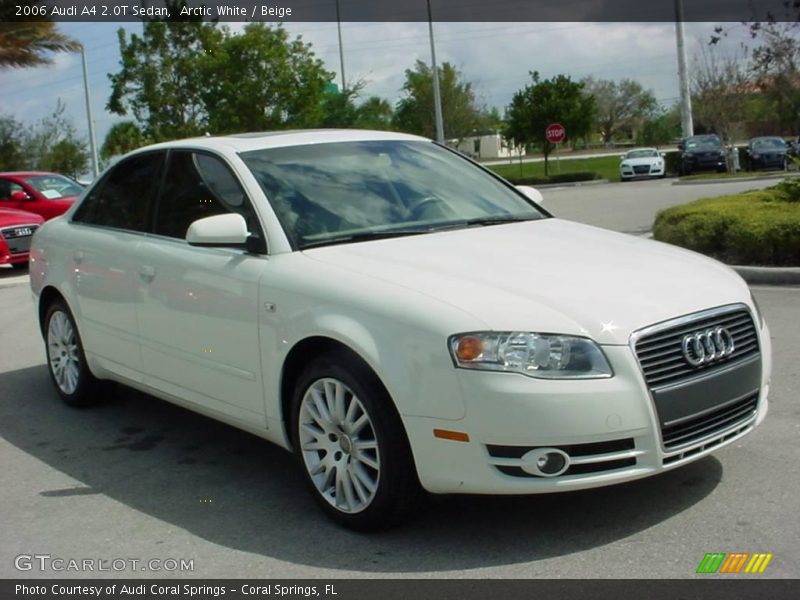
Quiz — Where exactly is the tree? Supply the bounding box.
[711,15,800,133]
[200,23,331,132]
[41,139,88,178]
[582,77,658,143]
[637,103,681,146]
[354,96,393,130]
[108,12,221,140]
[319,82,394,130]
[691,45,751,146]
[0,114,26,170]
[0,1,81,69]
[0,102,88,174]
[504,72,595,175]
[100,121,148,160]
[392,60,481,140]
[108,16,332,139]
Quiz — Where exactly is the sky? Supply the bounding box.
[0,21,755,152]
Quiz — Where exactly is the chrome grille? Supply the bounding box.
[1,223,38,254]
[634,308,759,388]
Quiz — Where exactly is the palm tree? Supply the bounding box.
[0,1,81,69]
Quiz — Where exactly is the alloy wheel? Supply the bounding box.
[298,377,381,514]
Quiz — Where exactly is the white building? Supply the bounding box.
[452,133,525,160]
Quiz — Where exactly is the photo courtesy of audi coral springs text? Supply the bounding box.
[28,130,771,530]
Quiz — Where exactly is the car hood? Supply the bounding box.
[302,219,751,346]
[0,208,45,227]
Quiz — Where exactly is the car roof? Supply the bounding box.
[132,129,431,155]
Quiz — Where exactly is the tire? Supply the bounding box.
[10,262,28,270]
[291,353,421,531]
[44,299,103,407]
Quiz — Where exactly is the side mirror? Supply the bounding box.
[186,213,248,247]
[660,152,666,157]
[516,185,544,206]
[677,142,685,150]
[10,190,29,202]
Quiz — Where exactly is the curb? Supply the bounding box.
[672,173,799,186]
[535,179,609,190]
[732,266,800,286]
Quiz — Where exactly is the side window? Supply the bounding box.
[72,153,163,231]
[0,179,11,201]
[154,151,259,240]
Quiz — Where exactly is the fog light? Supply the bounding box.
[521,448,570,477]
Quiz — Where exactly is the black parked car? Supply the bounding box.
[678,134,727,175]
[746,137,789,171]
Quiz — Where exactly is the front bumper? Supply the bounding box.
[404,325,770,495]
[620,164,665,179]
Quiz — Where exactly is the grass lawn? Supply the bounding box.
[487,155,622,182]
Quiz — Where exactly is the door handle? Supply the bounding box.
[139,265,156,282]
[73,250,84,264]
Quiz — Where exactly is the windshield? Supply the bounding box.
[23,175,83,199]
[752,138,786,150]
[685,136,722,150]
[240,140,545,249]
[625,149,658,159]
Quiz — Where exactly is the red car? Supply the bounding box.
[0,208,44,269]
[0,171,84,220]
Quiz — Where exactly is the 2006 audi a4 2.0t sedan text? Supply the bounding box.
[29,130,771,530]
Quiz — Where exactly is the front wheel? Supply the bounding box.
[291,354,420,530]
[45,300,103,407]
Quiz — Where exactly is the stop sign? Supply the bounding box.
[546,123,566,143]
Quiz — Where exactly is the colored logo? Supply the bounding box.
[696,552,773,574]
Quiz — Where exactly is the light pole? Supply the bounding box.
[80,45,100,179]
[427,0,445,144]
[675,0,694,138]
[336,0,346,92]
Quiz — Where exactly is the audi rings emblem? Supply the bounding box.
[681,327,735,367]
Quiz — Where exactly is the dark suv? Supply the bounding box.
[679,134,727,175]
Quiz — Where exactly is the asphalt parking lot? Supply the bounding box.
[1,178,797,579]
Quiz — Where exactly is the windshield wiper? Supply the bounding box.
[459,215,539,227]
[299,228,433,249]
[299,216,539,249]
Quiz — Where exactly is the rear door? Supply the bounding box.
[68,152,164,382]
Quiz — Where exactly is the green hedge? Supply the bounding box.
[653,179,800,266]
[506,171,601,186]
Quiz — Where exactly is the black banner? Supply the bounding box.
[3,580,800,600]
[3,0,800,22]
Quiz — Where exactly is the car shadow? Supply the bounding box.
[0,264,27,281]
[0,365,723,573]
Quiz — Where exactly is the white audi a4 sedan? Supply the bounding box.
[30,130,770,530]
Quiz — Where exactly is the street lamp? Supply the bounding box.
[79,45,99,179]
[427,0,445,144]
[674,0,694,138]
[336,0,346,92]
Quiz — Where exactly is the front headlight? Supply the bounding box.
[448,332,613,379]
